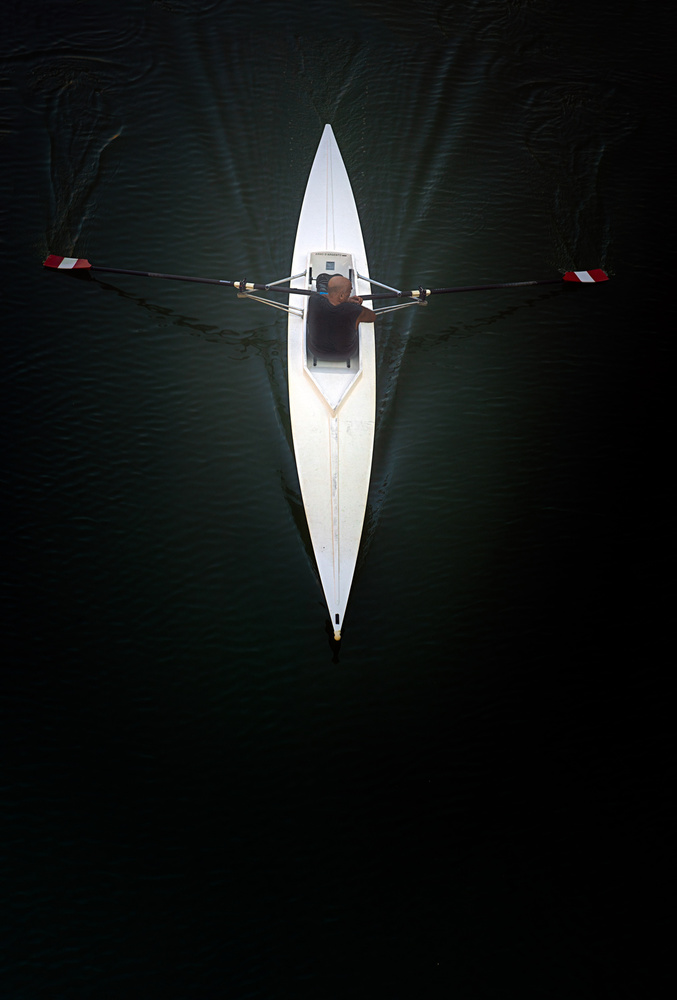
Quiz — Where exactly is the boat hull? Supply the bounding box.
[288,126,375,640]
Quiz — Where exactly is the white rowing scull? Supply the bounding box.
[287,124,375,641]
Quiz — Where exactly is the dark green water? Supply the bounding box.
[2,1,670,995]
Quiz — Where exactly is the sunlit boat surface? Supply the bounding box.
[287,125,375,641]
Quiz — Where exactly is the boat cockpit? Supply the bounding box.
[304,251,361,370]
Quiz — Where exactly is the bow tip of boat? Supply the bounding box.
[333,630,341,642]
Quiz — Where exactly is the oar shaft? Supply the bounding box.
[90,267,315,296]
[91,265,230,286]
[429,278,562,294]
[90,269,558,299]
[43,256,315,295]
[361,278,562,301]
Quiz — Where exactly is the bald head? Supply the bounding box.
[327,274,353,303]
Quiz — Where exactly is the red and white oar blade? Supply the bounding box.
[563,268,608,283]
[43,254,92,270]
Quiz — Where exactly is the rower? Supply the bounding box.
[307,274,376,362]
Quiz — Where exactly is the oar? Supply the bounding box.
[42,255,313,295]
[360,269,609,300]
[44,255,608,301]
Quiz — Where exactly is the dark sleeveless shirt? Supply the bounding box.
[307,293,362,359]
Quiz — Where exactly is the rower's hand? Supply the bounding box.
[348,295,363,305]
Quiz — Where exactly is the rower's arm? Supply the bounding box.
[346,295,376,325]
[357,305,376,324]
